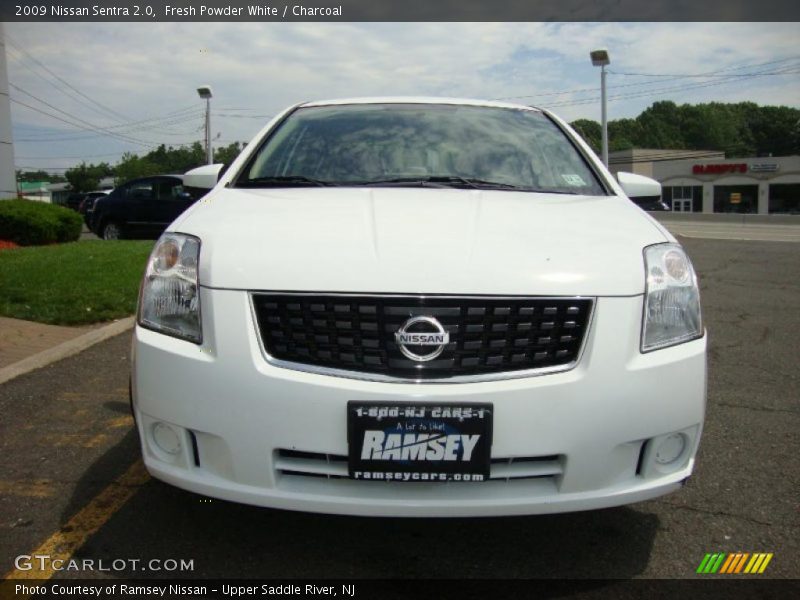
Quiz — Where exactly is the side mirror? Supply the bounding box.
[616,171,662,200]
[183,164,226,190]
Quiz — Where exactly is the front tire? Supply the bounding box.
[102,221,123,240]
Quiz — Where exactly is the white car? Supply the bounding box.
[132,97,705,517]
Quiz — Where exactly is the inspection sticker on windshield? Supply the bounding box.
[347,402,493,482]
[561,174,586,186]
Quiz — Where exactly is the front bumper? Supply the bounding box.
[132,288,706,517]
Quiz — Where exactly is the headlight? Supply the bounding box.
[641,243,702,352]
[138,233,202,343]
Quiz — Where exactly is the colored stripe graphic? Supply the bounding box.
[696,554,713,573]
[719,554,736,573]
[758,554,773,573]
[711,553,726,573]
[745,554,761,573]
[698,552,773,574]
[722,553,740,574]
[733,553,749,573]
[700,553,721,574]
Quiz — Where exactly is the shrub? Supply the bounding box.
[0,200,83,246]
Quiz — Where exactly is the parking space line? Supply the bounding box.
[107,415,135,429]
[0,480,54,499]
[2,460,150,581]
[45,434,110,448]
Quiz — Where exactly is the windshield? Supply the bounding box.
[237,103,606,195]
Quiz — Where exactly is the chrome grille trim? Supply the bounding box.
[250,292,595,384]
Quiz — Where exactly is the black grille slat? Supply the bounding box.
[253,295,592,380]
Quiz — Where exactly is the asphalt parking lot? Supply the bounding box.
[0,235,798,590]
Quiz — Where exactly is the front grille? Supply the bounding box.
[274,449,564,481]
[252,294,593,381]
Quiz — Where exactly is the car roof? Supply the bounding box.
[124,174,183,182]
[298,97,542,112]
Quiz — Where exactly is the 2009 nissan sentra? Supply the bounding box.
[132,97,706,516]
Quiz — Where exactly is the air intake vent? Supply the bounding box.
[275,449,564,481]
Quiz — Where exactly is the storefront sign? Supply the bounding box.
[750,163,779,173]
[729,193,742,204]
[693,164,747,175]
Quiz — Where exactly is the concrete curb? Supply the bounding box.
[0,317,135,386]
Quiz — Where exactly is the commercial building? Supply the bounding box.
[609,149,800,215]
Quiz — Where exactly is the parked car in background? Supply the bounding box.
[89,175,195,240]
[78,190,111,225]
[64,192,86,212]
[132,97,706,517]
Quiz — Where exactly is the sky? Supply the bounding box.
[4,21,800,173]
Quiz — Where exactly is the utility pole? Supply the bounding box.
[0,23,18,198]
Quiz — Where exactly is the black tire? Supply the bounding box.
[101,221,124,240]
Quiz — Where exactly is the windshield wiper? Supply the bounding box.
[349,176,451,189]
[237,175,337,188]
[351,176,526,190]
[427,178,582,194]
[527,188,581,195]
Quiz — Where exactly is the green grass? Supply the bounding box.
[0,240,154,325]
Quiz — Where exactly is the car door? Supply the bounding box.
[125,178,158,236]
[150,177,193,235]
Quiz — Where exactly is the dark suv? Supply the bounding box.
[89,175,197,240]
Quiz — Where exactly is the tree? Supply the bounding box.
[635,101,685,148]
[570,101,799,158]
[144,142,205,174]
[569,120,600,154]
[608,118,642,152]
[214,141,244,166]
[747,105,800,157]
[64,162,114,193]
[114,143,207,185]
[113,153,161,185]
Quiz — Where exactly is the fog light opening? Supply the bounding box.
[152,422,182,456]
[635,440,648,476]
[188,430,201,467]
[655,433,686,466]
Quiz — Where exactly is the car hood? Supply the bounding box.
[173,187,668,296]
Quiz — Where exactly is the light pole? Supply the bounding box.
[197,85,213,165]
[590,49,610,167]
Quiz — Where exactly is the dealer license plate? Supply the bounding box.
[347,402,493,482]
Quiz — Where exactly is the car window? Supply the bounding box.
[128,180,155,200]
[239,103,606,195]
[156,179,185,201]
